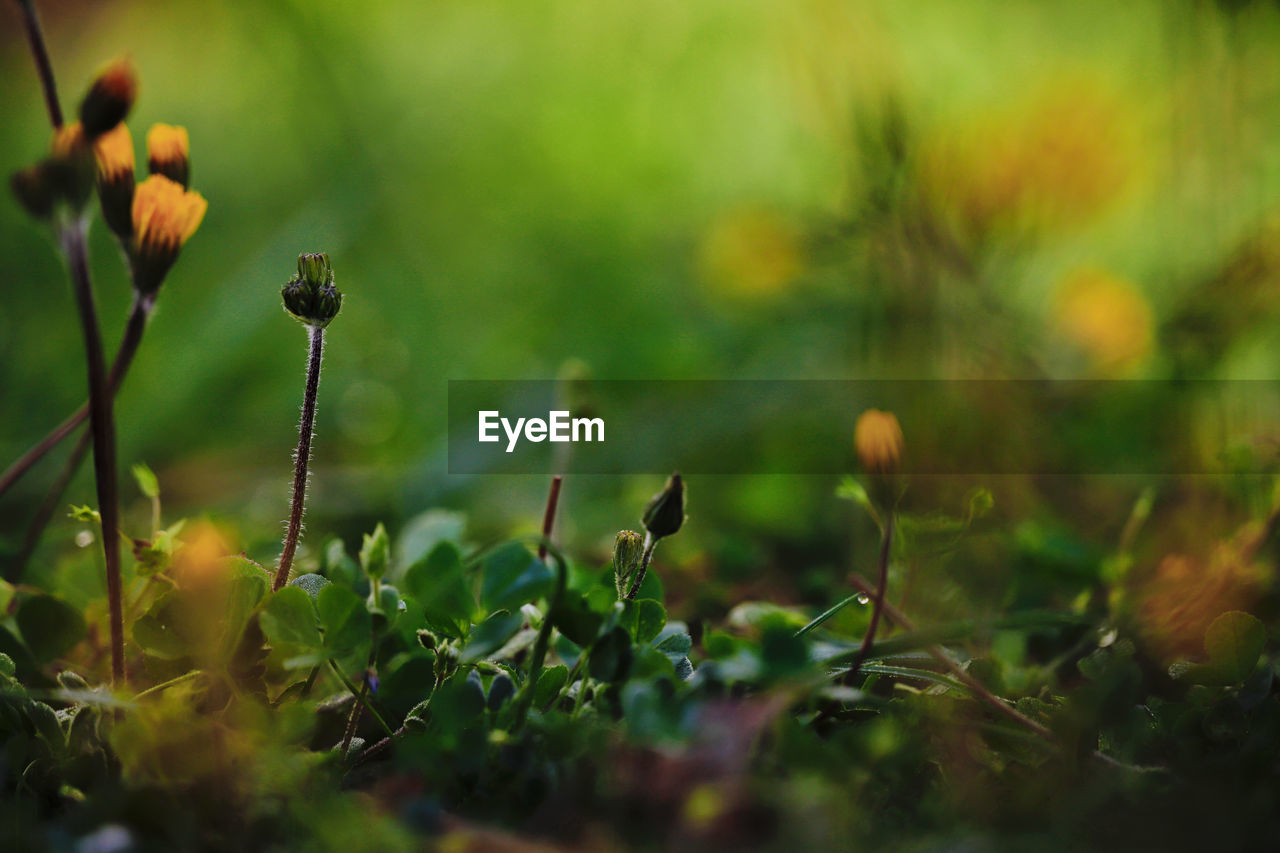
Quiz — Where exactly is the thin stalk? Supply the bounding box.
[5,295,155,581]
[60,221,124,684]
[843,514,893,684]
[845,571,1052,740]
[134,669,204,700]
[511,547,567,730]
[327,659,393,738]
[624,532,656,601]
[274,325,324,591]
[16,0,63,128]
[536,475,563,562]
[339,642,378,756]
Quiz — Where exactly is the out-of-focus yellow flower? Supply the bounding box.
[1052,267,1153,375]
[699,205,803,299]
[918,81,1136,242]
[93,123,134,182]
[172,522,232,588]
[130,174,207,293]
[855,409,903,473]
[146,123,190,188]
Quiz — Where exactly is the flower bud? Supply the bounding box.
[146,123,190,188]
[79,58,137,139]
[359,523,390,581]
[11,125,95,221]
[282,252,343,328]
[94,123,135,240]
[642,473,685,540]
[854,409,903,474]
[612,529,644,596]
[130,174,207,293]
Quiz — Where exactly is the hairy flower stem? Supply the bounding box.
[536,475,563,562]
[624,532,656,601]
[274,325,324,591]
[339,646,377,757]
[16,0,63,128]
[61,221,124,684]
[843,513,893,685]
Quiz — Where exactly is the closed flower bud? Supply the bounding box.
[642,473,685,540]
[80,57,138,139]
[146,123,190,188]
[613,529,644,595]
[94,123,135,240]
[11,125,94,220]
[130,174,208,293]
[854,409,903,474]
[282,252,343,327]
[359,523,390,580]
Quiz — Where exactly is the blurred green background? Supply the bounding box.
[4,0,1280,622]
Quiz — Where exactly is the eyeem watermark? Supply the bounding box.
[478,410,605,453]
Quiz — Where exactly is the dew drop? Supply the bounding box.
[856,594,870,605]
[75,530,94,548]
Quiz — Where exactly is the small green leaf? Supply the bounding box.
[259,586,323,651]
[533,664,568,707]
[589,626,633,683]
[621,599,666,644]
[16,594,86,664]
[317,584,371,655]
[131,462,160,499]
[0,653,15,678]
[550,589,604,647]
[481,543,552,613]
[1205,611,1266,683]
[290,573,331,601]
[403,542,476,638]
[653,624,693,662]
[0,579,13,615]
[460,610,522,663]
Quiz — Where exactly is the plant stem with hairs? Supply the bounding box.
[60,220,124,684]
[274,325,324,591]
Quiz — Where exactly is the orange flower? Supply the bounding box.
[855,409,903,473]
[130,175,207,293]
[146,123,190,187]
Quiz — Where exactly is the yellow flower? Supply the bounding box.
[854,409,903,474]
[93,123,134,182]
[1052,268,1152,375]
[146,123,190,187]
[130,174,207,293]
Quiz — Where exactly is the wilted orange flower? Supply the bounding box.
[130,174,207,293]
[80,57,138,138]
[1052,267,1152,375]
[855,409,903,473]
[93,123,134,181]
[146,123,190,187]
